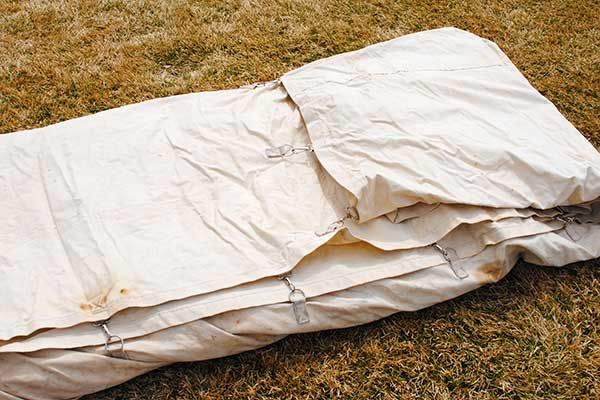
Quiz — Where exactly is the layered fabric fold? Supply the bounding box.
[0,27,598,399]
[2,224,600,400]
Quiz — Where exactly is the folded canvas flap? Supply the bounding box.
[335,198,600,251]
[0,84,347,341]
[386,202,441,223]
[346,204,557,251]
[2,226,600,400]
[281,27,600,222]
[0,215,565,353]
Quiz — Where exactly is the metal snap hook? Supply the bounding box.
[279,274,310,325]
[104,334,125,354]
[265,144,294,158]
[93,320,126,356]
[432,243,469,280]
[264,143,313,158]
[279,275,296,292]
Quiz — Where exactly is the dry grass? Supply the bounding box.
[0,0,598,399]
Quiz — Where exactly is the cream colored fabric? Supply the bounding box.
[0,84,348,341]
[3,27,597,341]
[1,27,599,399]
[0,215,565,353]
[346,204,559,250]
[1,225,599,400]
[282,27,600,222]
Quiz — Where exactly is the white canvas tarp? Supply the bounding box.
[0,28,599,399]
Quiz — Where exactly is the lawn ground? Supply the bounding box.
[1,1,599,399]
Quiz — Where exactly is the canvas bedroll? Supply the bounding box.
[0,28,599,399]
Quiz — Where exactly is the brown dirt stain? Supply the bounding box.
[96,293,109,308]
[473,260,505,284]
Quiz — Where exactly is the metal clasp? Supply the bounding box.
[264,143,313,159]
[93,320,125,356]
[432,243,469,279]
[279,274,310,325]
[315,218,346,237]
[555,213,583,241]
[315,206,359,237]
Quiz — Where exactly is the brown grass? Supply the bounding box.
[1,0,599,399]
